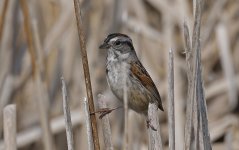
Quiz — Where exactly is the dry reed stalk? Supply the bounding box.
[191,2,202,147]
[0,76,14,137]
[31,19,51,112]
[31,19,45,74]
[216,24,238,110]
[0,0,16,138]
[183,22,194,150]
[61,77,74,150]
[202,0,227,47]
[72,0,100,149]
[19,0,55,149]
[184,0,212,149]
[167,49,175,150]
[85,1,104,95]
[110,0,124,32]
[97,94,113,150]
[0,110,83,150]
[192,0,212,149]
[43,5,73,55]
[19,0,36,76]
[3,104,16,150]
[195,5,212,150]
[83,98,94,150]
[0,0,9,41]
[148,103,163,150]
[34,36,56,150]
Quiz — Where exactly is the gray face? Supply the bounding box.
[107,36,132,52]
[99,34,136,60]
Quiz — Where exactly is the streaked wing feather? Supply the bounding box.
[130,61,164,111]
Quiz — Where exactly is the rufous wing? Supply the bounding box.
[130,61,164,111]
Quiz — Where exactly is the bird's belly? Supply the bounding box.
[106,65,125,95]
[128,78,149,113]
[107,67,149,113]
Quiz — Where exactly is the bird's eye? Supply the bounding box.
[115,40,121,46]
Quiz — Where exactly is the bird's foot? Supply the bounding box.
[146,119,157,131]
[90,106,122,119]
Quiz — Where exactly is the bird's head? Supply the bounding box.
[99,33,136,59]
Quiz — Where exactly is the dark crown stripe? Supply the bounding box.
[104,33,130,43]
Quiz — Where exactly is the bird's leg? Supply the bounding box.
[90,106,122,119]
[146,118,157,131]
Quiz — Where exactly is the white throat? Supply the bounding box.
[107,49,130,63]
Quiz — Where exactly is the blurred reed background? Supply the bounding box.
[0,0,238,149]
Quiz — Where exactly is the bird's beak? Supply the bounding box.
[99,42,110,49]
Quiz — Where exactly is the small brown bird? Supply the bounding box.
[99,33,164,116]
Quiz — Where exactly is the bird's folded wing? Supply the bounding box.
[130,61,164,111]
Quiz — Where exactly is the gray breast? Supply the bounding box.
[106,50,129,100]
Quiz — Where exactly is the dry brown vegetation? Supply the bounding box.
[0,0,239,149]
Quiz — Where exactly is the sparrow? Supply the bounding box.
[99,33,164,116]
